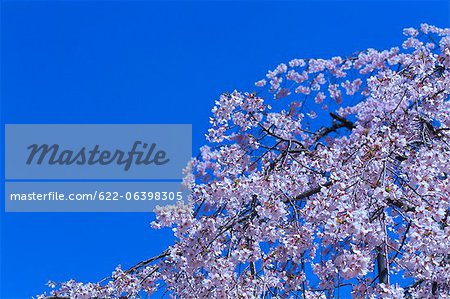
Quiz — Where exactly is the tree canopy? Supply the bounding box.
[41,24,450,299]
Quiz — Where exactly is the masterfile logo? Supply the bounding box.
[4,124,192,212]
[6,124,191,179]
[26,141,170,171]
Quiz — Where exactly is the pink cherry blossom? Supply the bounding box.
[40,24,450,299]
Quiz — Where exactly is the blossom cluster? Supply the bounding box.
[39,24,450,299]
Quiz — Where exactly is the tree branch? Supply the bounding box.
[289,181,333,202]
[312,113,355,143]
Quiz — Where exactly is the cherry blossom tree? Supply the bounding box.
[40,24,450,299]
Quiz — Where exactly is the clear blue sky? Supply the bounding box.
[1,1,448,298]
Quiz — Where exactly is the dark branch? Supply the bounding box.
[290,181,333,201]
[329,112,355,130]
[312,113,355,143]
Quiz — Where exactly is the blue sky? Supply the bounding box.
[1,1,449,298]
